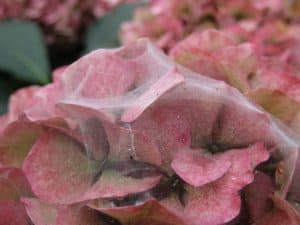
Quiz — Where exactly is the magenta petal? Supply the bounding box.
[171,149,231,187]
[21,198,57,225]
[0,200,31,225]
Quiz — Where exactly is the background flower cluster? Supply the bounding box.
[0,0,123,43]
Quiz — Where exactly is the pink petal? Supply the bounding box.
[56,204,111,225]
[170,30,236,80]
[103,122,162,165]
[0,200,31,225]
[214,43,257,92]
[21,198,57,225]
[57,40,173,124]
[82,166,161,200]
[130,99,193,170]
[185,186,241,225]
[52,66,67,83]
[129,80,230,170]
[23,82,64,122]
[23,130,96,204]
[89,198,185,225]
[7,86,40,122]
[0,168,33,201]
[0,121,42,168]
[288,151,300,209]
[61,50,137,99]
[214,143,270,190]
[170,29,235,55]
[184,143,269,225]
[0,114,8,133]
[244,171,275,222]
[247,89,300,125]
[255,195,300,225]
[171,148,231,187]
[215,92,276,149]
[23,129,161,204]
[254,57,300,103]
[121,67,185,123]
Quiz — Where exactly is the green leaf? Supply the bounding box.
[84,3,142,52]
[0,76,21,114]
[0,20,50,84]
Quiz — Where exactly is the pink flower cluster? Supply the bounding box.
[0,40,299,225]
[120,0,300,70]
[170,29,300,136]
[0,0,123,43]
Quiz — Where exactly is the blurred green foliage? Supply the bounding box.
[0,21,50,84]
[84,3,142,52]
[0,3,138,114]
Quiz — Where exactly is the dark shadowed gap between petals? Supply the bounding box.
[206,103,227,153]
[256,152,284,179]
[91,159,166,186]
[96,210,123,225]
[78,118,110,162]
[192,103,250,153]
[108,174,186,208]
[104,160,167,179]
[197,14,218,27]
[225,192,252,225]
[192,102,257,153]
[91,169,104,185]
